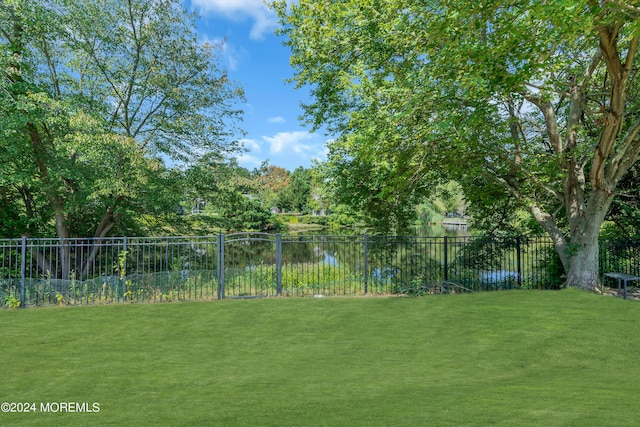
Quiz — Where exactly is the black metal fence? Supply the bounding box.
[0,234,637,308]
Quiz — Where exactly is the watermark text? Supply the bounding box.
[1,402,100,413]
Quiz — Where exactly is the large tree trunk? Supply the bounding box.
[28,125,74,279]
[565,236,600,290]
[79,207,117,279]
[564,189,612,290]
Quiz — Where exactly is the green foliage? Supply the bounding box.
[226,262,359,297]
[289,166,313,213]
[600,240,640,281]
[252,163,291,211]
[272,0,640,287]
[415,202,445,225]
[605,162,640,239]
[535,246,566,290]
[326,204,362,230]
[455,238,519,271]
[298,214,329,226]
[321,131,435,234]
[181,158,273,232]
[433,181,466,216]
[220,197,280,232]
[0,0,243,239]
[3,295,20,308]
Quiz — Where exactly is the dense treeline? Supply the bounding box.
[5,0,640,275]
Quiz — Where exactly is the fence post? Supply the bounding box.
[363,234,368,295]
[217,234,224,299]
[443,236,449,282]
[122,236,128,302]
[275,234,283,295]
[516,237,522,288]
[165,237,169,271]
[20,236,27,308]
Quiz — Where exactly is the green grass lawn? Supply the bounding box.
[0,289,639,426]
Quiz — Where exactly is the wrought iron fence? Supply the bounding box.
[0,234,636,308]
[600,240,640,277]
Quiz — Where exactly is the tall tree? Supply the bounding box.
[181,156,278,232]
[255,164,291,210]
[1,0,243,240]
[288,166,312,213]
[273,0,640,290]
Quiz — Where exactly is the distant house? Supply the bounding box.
[191,198,206,215]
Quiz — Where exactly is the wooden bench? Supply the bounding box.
[603,272,640,299]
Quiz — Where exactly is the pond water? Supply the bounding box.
[312,224,469,268]
[230,223,472,272]
[414,223,470,238]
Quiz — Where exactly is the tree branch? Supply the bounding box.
[590,25,635,190]
[604,0,640,14]
[523,92,563,153]
[566,51,603,152]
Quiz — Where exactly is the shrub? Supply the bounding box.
[532,246,565,289]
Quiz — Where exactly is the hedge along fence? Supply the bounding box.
[0,234,636,308]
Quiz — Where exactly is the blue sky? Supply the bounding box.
[184,0,331,172]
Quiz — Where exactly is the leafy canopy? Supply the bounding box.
[273,0,640,233]
[1,0,244,238]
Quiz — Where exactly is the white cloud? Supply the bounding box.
[235,153,263,168]
[268,116,286,124]
[240,138,262,152]
[192,0,278,40]
[262,131,315,155]
[237,132,330,170]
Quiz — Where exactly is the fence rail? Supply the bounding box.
[1,234,637,308]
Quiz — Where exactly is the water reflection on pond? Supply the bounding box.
[414,223,470,237]
[284,223,471,272]
[288,223,470,238]
[313,245,339,266]
[230,224,471,278]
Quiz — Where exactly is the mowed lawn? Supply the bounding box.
[1,289,639,426]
